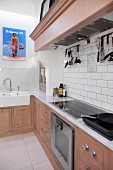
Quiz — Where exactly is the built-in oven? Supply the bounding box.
[51,112,74,170]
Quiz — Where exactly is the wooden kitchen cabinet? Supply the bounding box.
[12,105,33,129]
[108,150,113,170]
[34,99,41,134]
[0,108,12,135]
[77,128,109,170]
[34,98,51,148]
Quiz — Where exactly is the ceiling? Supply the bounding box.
[0,0,36,17]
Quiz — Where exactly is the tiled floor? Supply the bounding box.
[0,132,54,170]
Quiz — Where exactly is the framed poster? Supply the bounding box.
[3,27,26,60]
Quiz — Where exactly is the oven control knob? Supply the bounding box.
[82,144,89,151]
[89,150,96,157]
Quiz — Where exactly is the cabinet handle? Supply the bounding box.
[89,150,96,158]
[85,166,90,170]
[82,144,89,151]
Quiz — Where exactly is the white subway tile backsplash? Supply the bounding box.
[84,97,93,105]
[88,79,96,86]
[84,73,92,79]
[81,90,87,97]
[92,99,102,107]
[83,47,91,54]
[102,102,113,112]
[92,86,101,94]
[73,89,81,95]
[63,29,113,111]
[102,88,113,97]
[76,84,83,90]
[97,80,107,87]
[92,73,101,80]
[88,92,96,99]
[108,96,113,105]
[102,73,113,80]
[97,66,107,72]
[76,73,84,79]
[108,65,113,72]
[79,67,87,72]
[108,81,113,89]
[97,94,107,103]
[84,85,92,92]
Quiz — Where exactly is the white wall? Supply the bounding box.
[36,49,64,95]
[63,28,113,111]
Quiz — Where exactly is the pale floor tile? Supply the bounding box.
[17,166,33,170]
[26,141,48,164]
[0,133,53,170]
[23,132,38,144]
[0,134,24,150]
[33,161,54,170]
[0,145,31,170]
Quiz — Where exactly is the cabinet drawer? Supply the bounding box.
[78,130,104,169]
[79,150,100,170]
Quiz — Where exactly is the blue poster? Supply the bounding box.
[3,27,26,60]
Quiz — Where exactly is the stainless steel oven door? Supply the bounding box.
[51,113,74,170]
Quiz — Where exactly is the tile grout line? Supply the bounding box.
[24,141,35,170]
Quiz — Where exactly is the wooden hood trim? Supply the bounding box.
[30,0,113,51]
[30,0,74,41]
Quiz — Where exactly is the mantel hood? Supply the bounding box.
[30,0,113,51]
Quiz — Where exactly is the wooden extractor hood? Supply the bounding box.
[30,0,113,51]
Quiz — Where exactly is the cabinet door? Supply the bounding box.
[13,106,32,129]
[34,99,41,134]
[0,108,12,134]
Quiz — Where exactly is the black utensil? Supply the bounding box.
[74,45,81,64]
[68,50,72,57]
[108,33,113,61]
[95,37,100,62]
[69,57,74,65]
[100,36,105,62]
[103,35,110,60]
[65,49,67,57]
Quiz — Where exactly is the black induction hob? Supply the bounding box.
[50,100,106,118]
[50,100,113,140]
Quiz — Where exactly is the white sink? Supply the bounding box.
[0,91,30,107]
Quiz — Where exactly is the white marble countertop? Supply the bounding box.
[31,91,113,151]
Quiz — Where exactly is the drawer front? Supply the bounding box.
[78,130,104,169]
[79,150,100,170]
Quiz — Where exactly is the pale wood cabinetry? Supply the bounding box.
[34,98,51,149]
[34,99,41,134]
[77,129,109,170]
[12,106,33,129]
[108,150,113,170]
[0,108,12,135]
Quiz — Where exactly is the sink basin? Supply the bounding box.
[0,91,30,107]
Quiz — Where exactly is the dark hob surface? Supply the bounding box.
[50,99,113,140]
[50,100,106,118]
